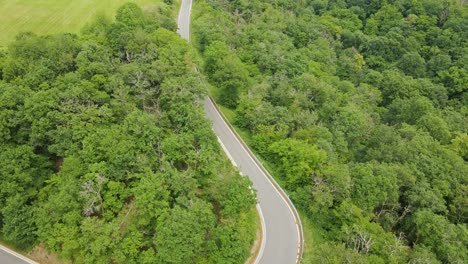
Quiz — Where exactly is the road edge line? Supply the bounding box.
[175,0,284,262]
[254,204,266,264]
[215,135,266,263]
[206,96,304,264]
[0,244,38,264]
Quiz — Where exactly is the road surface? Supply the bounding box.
[0,1,301,263]
[177,1,303,263]
[0,245,37,264]
[177,0,191,40]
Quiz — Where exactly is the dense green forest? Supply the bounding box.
[193,0,467,263]
[0,3,257,263]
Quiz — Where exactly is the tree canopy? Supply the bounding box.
[193,0,468,262]
[0,3,257,264]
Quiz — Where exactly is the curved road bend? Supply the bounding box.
[0,1,301,263]
[177,1,303,264]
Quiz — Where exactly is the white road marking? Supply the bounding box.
[254,204,266,264]
[177,0,303,262]
[216,135,237,167]
[215,133,265,262]
[176,0,193,41]
[206,98,303,263]
[0,245,38,264]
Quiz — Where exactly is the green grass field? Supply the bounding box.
[0,0,162,47]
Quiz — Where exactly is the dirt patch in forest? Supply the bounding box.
[245,208,263,264]
[29,243,68,264]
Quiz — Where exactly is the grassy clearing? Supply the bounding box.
[0,0,163,47]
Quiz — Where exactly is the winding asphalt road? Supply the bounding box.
[0,2,302,263]
[177,1,303,263]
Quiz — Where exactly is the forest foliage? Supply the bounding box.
[193,0,467,263]
[0,3,257,264]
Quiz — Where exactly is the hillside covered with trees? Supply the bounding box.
[0,3,257,263]
[193,0,467,263]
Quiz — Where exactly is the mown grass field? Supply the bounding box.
[0,0,161,47]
